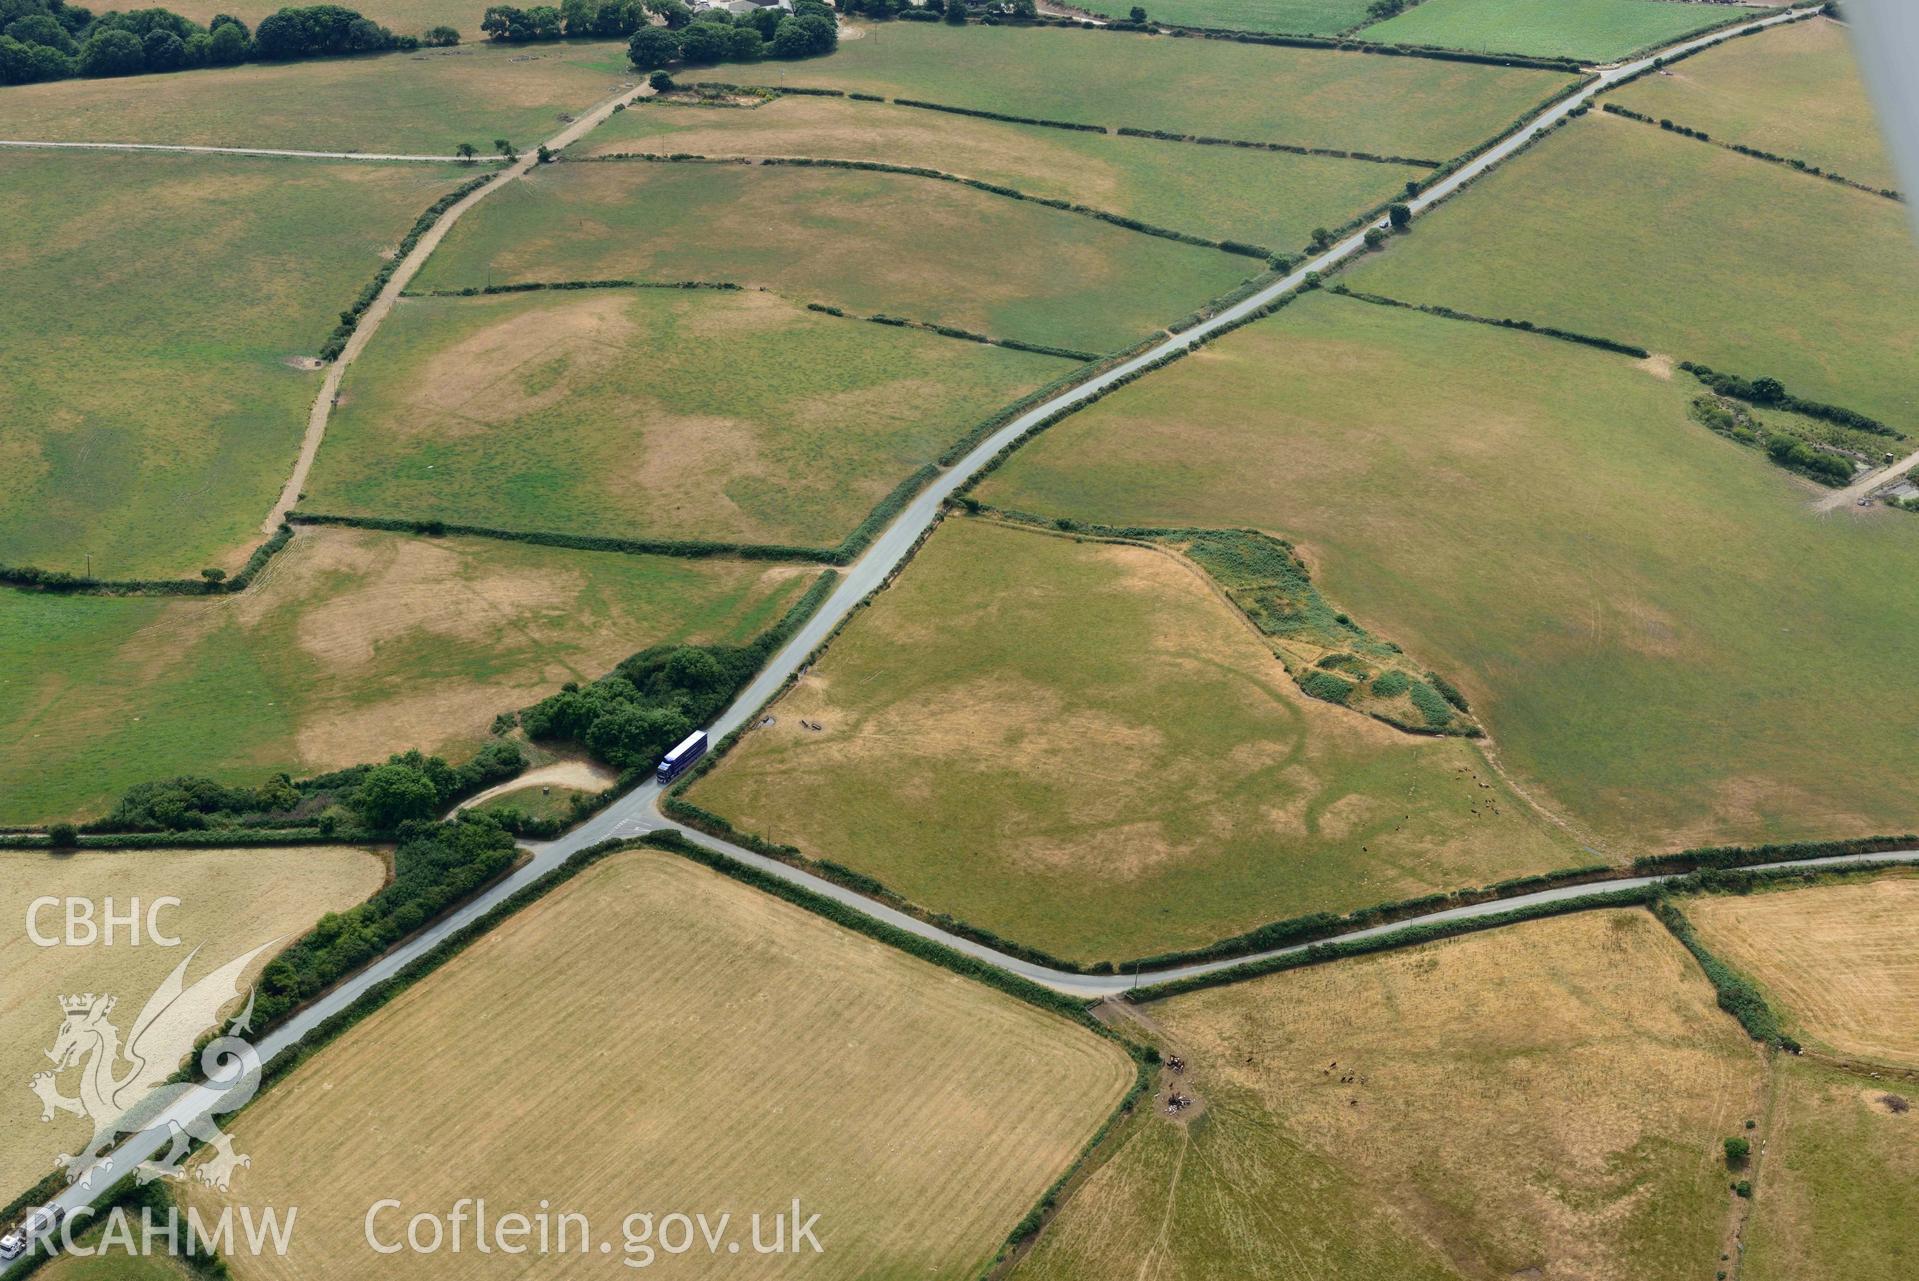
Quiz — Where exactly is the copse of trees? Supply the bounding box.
[481,0,683,42]
[95,742,525,834]
[0,0,415,84]
[625,0,834,71]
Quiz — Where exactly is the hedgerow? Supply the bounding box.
[320,175,492,361]
[1600,103,1903,202]
[1652,900,1788,1046]
[1679,362,1899,439]
[1328,284,1651,357]
[589,150,1273,259]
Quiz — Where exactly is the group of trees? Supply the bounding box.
[97,741,526,834]
[623,0,835,69]
[481,0,685,41]
[0,0,420,84]
[250,812,518,1030]
[520,642,756,770]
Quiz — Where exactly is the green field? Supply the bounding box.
[0,150,469,579]
[575,94,1408,253]
[0,41,633,154]
[1069,0,1375,35]
[1611,16,1900,192]
[735,24,1574,159]
[307,288,1072,547]
[0,527,810,823]
[688,517,1579,964]
[1744,1059,1919,1281]
[1019,911,1760,1280]
[1350,115,1919,429]
[978,292,1919,854]
[1361,0,1761,60]
[412,160,1257,352]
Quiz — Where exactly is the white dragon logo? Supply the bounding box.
[30,942,276,1192]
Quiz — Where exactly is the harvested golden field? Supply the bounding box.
[1743,1058,1919,1281]
[0,526,812,824]
[1020,911,1763,1280]
[192,850,1135,1279]
[307,287,1070,548]
[689,518,1580,964]
[0,846,385,1200]
[1684,874,1919,1067]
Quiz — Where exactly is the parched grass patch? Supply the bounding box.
[0,527,810,824]
[1610,16,1899,192]
[1360,0,1762,61]
[687,518,1579,964]
[1743,1058,1919,1281]
[1073,0,1375,33]
[1350,116,1919,428]
[0,846,385,1200]
[0,151,472,580]
[36,1249,193,1281]
[1019,911,1760,1280]
[412,160,1255,352]
[307,288,1071,547]
[741,23,1575,159]
[977,293,1919,854]
[573,93,1408,252]
[190,849,1135,1281]
[1683,874,1919,1067]
[0,41,633,155]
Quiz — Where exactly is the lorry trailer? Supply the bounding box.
[656,730,709,784]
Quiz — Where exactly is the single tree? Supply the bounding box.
[200,567,227,584]
[628,23,679,68]
[1724,1136,1751,1166]
[1388,202,1411,230]
[455,140,477,160]
[1129,5,1146,21]
[944,0,966,21]
[1363,226,1386,250]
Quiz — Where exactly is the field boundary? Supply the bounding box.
[575,150,1283,259]
[678,81,1445,167]
[1326,282,1651,354]
[399,276,1100,358]
[1598,101,1904,201]
[0,522,292,597]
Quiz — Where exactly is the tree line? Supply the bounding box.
[0,0,447,85]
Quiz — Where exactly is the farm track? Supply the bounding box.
[257,79,648,542]
[0,138,505,163]
[0,4,1832,1257]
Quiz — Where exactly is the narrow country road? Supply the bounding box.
[2,5,1827,1262]
[0,138,503,163]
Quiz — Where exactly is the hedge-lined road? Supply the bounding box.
[2,5,1822,1265]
